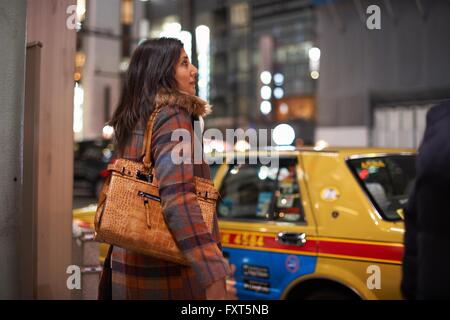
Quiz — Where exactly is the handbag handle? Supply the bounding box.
[141,107,162,170]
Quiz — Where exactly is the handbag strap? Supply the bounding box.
[141,107,163,170]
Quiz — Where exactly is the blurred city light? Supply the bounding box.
[121,0,134,25]
[139,19,149,41]
[73,83,84,134]
[75,52,86,68]
[196,25,210,51]
[102,148,113,159]
[76,0,86,22]
[260,71,272,85]
[210,139,225,153]
[309,46,320,77]
[230,167,240,175]
[158,22,193,60]
[258,166,269,180]
[74,72,81,82]
[274,145,296,151]
[260,85,272,100]
[102,125,114,139]
[308,47,321,62]
[311,71,320,79]
[260,101,272,115]
[273,87,284,99]
[204,138,225,153]
[279,103,289,114]
[273,124,295,145]
[160,22,182,37]
[235,140,251,152]
[119,59,130,72]
[274,73,284,86]
[179,30,192,61]
[196,25,210,101]
[314,139,329,151]
[204,144,213,154]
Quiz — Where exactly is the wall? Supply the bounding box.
[316,0,450,145]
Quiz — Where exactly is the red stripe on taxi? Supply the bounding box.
[222,231,403,263]
[224,232,317,254]
[317,239,403,262]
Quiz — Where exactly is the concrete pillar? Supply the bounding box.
[26,0,76,299]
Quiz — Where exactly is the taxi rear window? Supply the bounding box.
[347,155,416,221]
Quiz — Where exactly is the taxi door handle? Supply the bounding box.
[276,232,307,246]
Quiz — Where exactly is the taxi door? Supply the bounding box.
[215,153,318,300]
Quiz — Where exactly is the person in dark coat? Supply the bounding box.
[401,101,450,299]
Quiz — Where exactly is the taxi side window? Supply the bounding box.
[273,158,304,223]
[217,162,277,220]
[217,157,304,222]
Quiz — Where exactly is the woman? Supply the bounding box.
[101,38,232,299]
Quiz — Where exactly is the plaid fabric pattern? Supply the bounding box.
[108,103,230,300]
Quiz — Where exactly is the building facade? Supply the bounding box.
[75,0,147,140]
[76,0,450,149]
[77,0,319,147]
[315,0,450,148]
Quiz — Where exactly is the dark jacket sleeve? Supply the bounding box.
[401,183,418,300]
[402,102,450,299]
[150,105,231,288]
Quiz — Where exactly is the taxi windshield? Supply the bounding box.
[347,154,416,221]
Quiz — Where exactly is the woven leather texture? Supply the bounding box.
[94,159,218,265]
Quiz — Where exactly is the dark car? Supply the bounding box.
[74,139,115,198]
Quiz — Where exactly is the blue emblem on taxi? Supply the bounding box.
[285,255,300,273]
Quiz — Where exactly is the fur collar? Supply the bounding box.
[154,89,212,118]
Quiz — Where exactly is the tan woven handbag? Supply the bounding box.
[94,107,219,265]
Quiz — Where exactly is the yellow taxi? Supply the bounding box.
[73,147,416,300]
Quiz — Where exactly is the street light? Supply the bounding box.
[102,125,114,139]
[260,71,272,85]
[260,101,272,115]
[274,73,284,86]
[179,30,192,61]
[235,140,251,152]
[273,124,295,145]
[309,47,321,62]
[314,140,329,151]
[260,86,272,100]
[273,87,284,99]
[309,47,320,78]
[258,166,269,180]
[196,25,210,101]
[311,71,320,79]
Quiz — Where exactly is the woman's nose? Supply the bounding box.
[191,65,198,76]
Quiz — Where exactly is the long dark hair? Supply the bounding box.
[110,38,183,155]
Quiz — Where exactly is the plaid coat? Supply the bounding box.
[102,90,231,300]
